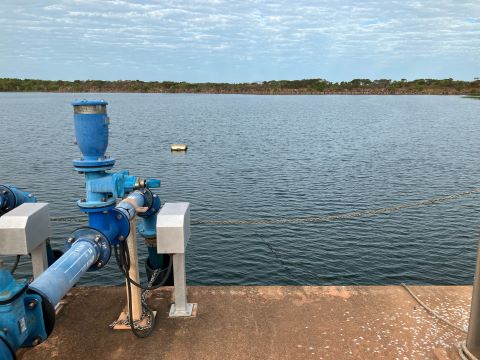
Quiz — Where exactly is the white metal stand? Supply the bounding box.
[157,202,196,318]
[30,242,48,279]
[0,203,50,279]
[169,253,194,317]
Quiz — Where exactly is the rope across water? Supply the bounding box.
[50,187,480,225]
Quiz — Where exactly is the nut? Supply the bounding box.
[28,300,37,309]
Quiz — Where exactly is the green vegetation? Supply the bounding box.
[0,78,479,95]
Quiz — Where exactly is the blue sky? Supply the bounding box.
[0,0,479,82]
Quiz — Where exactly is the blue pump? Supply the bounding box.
[0,100,167,358]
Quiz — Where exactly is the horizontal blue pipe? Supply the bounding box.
[116,191,145,220]
[29,240,99,306]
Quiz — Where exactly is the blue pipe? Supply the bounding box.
[29,240,100,306]
[0,184,36,215]
[0,336,13,360]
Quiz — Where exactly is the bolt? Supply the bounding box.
[116,214,122,220]
[102,210,108,214]
[2,328,8,335]
[118,235,125,241]
[67,237,75,244]
[2,190,7,195]
[28,194,33,198]
[94,235,101,242]
[97,261,103,268]
[28,300,37,309]
[31,337,41,346]
[81,198,86,203]
[153,194,157,198]
[101,197,106,202]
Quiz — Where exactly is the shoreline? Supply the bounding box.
[0,91,476,96]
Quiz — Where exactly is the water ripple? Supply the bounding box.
[0,93,479,286]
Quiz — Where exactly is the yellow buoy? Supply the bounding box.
[171,144,188,152]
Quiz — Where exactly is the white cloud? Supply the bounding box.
[0,0,479,81]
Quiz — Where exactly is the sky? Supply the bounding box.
[0,0,479,83]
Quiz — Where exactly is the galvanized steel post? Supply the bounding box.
[463,241,480,359]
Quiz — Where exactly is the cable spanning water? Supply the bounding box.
[51,187,480,226]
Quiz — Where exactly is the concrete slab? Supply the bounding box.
[18,285,472,360]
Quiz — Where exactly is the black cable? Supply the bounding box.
[125,270,155,338]
[113,242,173,338]
[114,243,172,291]
[10,255,21,274]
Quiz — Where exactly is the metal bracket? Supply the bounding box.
[157,203,196,318]
[0,203,50,278]
[168,253,196,317]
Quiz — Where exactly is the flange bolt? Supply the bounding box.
[28,300,37,309]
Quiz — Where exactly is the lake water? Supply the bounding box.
[0,93,479,286]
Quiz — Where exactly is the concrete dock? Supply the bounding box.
[19,285,472,360]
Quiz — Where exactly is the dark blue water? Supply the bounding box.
[0,93,479,286]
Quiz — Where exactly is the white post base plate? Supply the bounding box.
[169,303,197,318]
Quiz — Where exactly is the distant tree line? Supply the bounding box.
[0,78,479,95]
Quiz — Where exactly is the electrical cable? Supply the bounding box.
[113,242,173,338]
[459,341,477,360]
[114,242,172,291]
[401,283,467,334]
[10,255,21,275]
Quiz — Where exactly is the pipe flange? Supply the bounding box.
[0,185,15,216]
[110,208,130,246]
[65,227,111,271]
[138,188,161,218]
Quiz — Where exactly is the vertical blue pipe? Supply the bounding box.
[29,240,99,306]
[72,101,109,161]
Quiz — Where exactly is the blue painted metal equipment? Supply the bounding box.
[70,100,162,263]
[72,99,115,170]
[0,185,36,216]
[30,234,104,306]
[0,267,48,360]
[0,100,168,357]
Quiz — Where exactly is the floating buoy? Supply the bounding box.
[171,144,188,152]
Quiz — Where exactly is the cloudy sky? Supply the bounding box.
[0,0,479,82]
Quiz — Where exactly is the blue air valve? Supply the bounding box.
[0,185,36,216]
[71,101,160,210]
[72,100,115,171]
